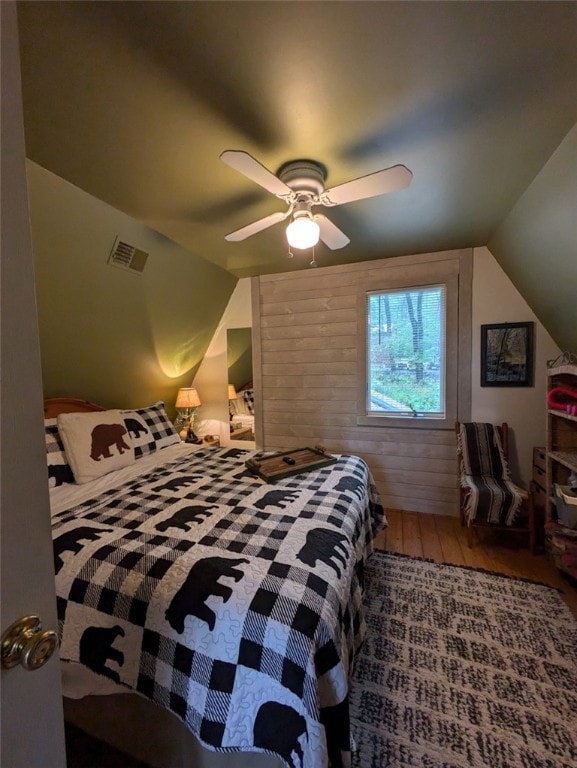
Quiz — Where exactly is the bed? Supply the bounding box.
[229,385,255,440]
[45,398,385,768]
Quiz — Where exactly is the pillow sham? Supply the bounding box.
[242,388,255,415]
[57,410,135,484]
[121,401,180,459]
[45,418,75,487]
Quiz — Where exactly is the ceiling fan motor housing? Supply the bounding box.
[277,159,327,196]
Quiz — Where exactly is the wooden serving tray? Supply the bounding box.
[246,447,338,482]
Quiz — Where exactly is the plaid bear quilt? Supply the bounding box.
[52,446,385,768]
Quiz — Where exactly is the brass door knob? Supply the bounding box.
[1,615,58,671]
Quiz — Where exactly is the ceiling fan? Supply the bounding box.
[220,150,413,251]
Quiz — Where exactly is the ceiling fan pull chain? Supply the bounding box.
[287,247,294,259]
[310,247,317,268]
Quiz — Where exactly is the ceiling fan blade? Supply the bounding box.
[322,164,413,206]
[220,150,293,198]
[315,214,350,250]
[225,210,289,242]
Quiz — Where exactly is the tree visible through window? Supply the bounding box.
[367,285,446,417]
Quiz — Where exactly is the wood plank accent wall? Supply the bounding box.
[252,249,472,516]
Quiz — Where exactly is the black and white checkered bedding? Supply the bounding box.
[52,447,385,768]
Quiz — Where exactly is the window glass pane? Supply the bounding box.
[366,285,446,417]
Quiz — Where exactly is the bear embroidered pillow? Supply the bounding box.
[57,409,135,484]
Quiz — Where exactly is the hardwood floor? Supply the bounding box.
[375,510,577,619]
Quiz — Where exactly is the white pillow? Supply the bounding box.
[57,410,135,484]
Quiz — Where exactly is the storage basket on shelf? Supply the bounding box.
[554,484,577,529]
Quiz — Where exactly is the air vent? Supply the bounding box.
[108,238,149,273]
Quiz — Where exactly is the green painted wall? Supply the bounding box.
[488,123,577,353]
[27,161,237,417]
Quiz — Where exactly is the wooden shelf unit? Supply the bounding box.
[545,363,577,579]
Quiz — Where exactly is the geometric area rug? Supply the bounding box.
[350,552,577,768]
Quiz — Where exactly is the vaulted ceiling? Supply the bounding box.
[16,1,577,345]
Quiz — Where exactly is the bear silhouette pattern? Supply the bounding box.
[155,505,213,532]
[48,463,74,487]
[79,625,125,683]
[90,423,130,461]
[233,466,262,482]
[219,448,245,460]
[53,526,113,574]
[123,417,149,439]
[153,476,203,493]
[254,489,300,511]
[334,475,365,500]
[253,702,308,768]
[296,528,349,576]
[165,556,249,633]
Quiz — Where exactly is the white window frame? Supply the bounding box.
[357,271,460,431]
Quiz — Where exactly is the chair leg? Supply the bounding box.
[459,491,467,527]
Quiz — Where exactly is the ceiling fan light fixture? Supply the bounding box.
[286,215,320,250]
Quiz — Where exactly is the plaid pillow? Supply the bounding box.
[242,388,255,415]
[121,401,180,459]
[45,418,74,487]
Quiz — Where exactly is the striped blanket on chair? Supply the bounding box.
[458,422,525,526]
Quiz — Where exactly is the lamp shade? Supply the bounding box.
[286,216,320,250]
[175,387,201,409]
[228,384,238,400]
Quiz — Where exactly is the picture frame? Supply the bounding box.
[480,322,535,387]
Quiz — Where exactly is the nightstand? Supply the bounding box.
[230,426,254,441]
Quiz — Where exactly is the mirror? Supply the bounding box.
[227,328,254,442]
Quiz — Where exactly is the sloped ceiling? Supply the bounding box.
[488,125,577,353]
[16,1,577,347]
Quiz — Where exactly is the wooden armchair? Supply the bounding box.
[456,421,536,553]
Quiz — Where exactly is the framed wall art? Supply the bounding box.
[480,322,535,387]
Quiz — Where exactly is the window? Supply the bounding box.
[358,269,461,430]
[367,285,446,418]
